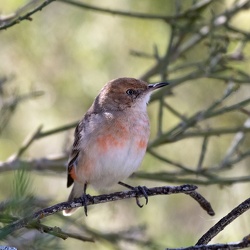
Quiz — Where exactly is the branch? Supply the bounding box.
[196,197,250,245]
[165,197,250,250]
[11,125,43,159]
[196,135,209,171]
[0,154,66,173]
[58,0,213,23]
[27,221,94,242]
[150,83,240,146]
[0,90,44,134]
[149,126,250,146]
[36,121,77,139]
[0,0,56,30]
[0,121,77,169]
[174,127,250,140]
[218,118,250,169]
[0,0,213,31]
[140,0,250,81]
[134,172,250,186]
[61,215,154,246]
[2,152,250,186]
[0,184,214,240]
[166,235,250,250]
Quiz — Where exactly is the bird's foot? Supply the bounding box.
[118,181,149,208]
[135,185,149,208]
[81,193,93,216]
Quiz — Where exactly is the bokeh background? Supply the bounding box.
[1,0,250,249]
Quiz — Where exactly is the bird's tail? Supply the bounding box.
[63,182,84,216]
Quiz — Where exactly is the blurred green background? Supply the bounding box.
[1,0,250,249]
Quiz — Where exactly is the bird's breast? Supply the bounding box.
[96,112,149,153]
[83,111,150,189]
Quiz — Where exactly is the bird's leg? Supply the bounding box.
[81,183,88,216]
[118,181,149,208]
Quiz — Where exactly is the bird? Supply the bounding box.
[63,77,169,216]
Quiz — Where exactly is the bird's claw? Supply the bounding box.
[81,194,93,216]
[118,181,149,208]
[81,194,88,216]
[135,185,149,208]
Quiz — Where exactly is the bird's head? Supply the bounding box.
[93,77,169,112]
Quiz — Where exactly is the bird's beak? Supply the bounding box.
[147,82,169,90]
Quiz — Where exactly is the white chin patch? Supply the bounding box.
[136,92,151,111]
[146,92,151,104]
[133,92,152,111]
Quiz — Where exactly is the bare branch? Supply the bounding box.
[58,0,213,23]
[36,121,77,139]
[0,90,44,134]
[174,126,250,140]
[196,197,250,245]
[196,136,209,171]
[27,221,94,242]
[140,0,250,81]
[134,172,250,186]
[0,0,214,31]
[165,197,250,250]
[0,154,66,173]
[166,236,250,250]
[186,191,214,216]
[0,184,213,240]
[0,0,56,30]
[11,125,43,160]
[218,118,250,169]
[150,126,250,146]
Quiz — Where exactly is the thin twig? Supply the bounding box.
[197,136,209,171]
[58,0,213,23]
[0,91,44,134]
[175,127,250,140]
[163,101,188,122]
[11,125,43,160]
[141,0,250,81]
[218,118,250,169]
[0,154,67,173]
[150,83,238,146]
[157,97,164,136]
[27,221,94,242]
[147,148,196,173]
[36,121,77,139]
[134,171,250,185]
[150,126,250,146]
[0,0,56,30]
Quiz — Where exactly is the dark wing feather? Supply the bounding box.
[67,120,85,187]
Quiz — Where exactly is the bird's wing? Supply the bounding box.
[66,119,85,188]
[66,102,107,188]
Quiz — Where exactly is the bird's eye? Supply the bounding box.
[126,89,136,96]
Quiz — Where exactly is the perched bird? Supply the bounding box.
[63,77,169,216]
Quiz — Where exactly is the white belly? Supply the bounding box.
[89,138,147,189]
